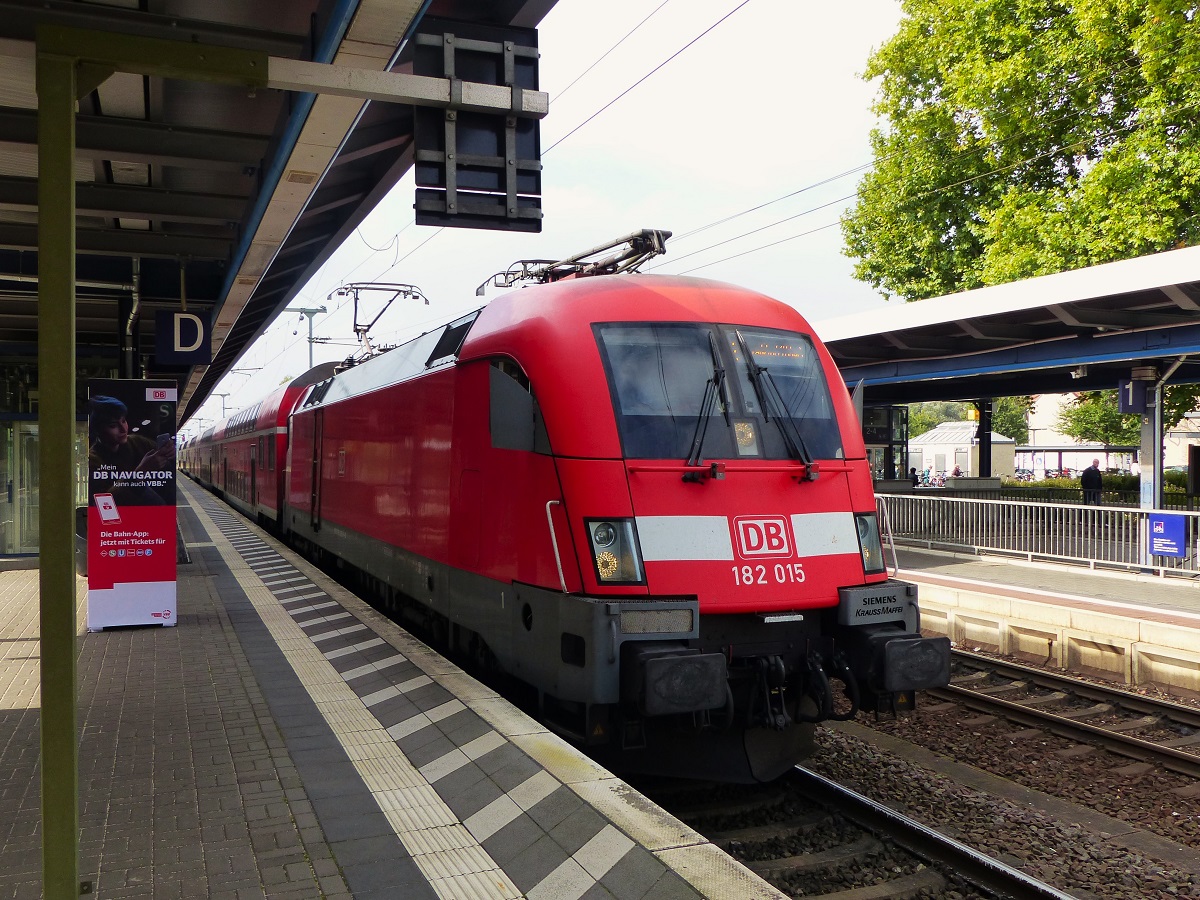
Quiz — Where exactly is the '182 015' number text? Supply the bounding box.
[731,563,805,586]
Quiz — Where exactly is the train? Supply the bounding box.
[182,232,950,782]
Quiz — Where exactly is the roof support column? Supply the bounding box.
[974,400,993,478]
[36,45,79,900]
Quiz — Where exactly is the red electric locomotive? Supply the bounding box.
[189,232,949,781]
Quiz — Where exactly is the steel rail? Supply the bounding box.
[952,650,1200,728]
[793,766,1076,900]
[933,668,1200,779]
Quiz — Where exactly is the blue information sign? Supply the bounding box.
[1149,513,1186,558]
[1118,379,1148,414]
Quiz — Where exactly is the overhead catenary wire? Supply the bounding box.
[670,160,882,243]
[544,0,752,154]
[218,10,1200,414]
[338,0,748,289]
[651,193,856,270]
[552,0,673,103]
[671,89,1200,277]
[653,25,1200,277]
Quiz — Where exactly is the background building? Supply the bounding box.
[909,421,1016,479]
[1019,394,1136,477]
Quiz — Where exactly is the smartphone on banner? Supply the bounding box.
[95,492,121,524]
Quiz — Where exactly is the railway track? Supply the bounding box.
[638,768,1072,899]
[939,651,1200,778]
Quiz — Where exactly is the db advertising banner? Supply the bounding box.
[86,379,178,630]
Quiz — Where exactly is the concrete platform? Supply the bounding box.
[0,480,783,899]
[895,546,1200,695]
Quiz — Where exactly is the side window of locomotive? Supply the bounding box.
[723,327,844,460]
[426,310,480,368]
[489,359,550,453]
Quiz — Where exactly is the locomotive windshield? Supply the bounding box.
[596,323,843,461]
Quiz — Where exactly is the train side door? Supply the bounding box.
[250,440,257,507]
[310,409,323,531]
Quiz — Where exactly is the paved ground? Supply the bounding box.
[0,480,768,900]
[0,562,353,898]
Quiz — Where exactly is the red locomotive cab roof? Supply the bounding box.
[459,274,863,461]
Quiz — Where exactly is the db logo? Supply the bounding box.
[151,389,168,400]
[734,516,792,558]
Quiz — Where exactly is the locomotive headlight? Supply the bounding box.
[596,551,619,579]
[593,522,617,547]
[586,519,645,584]
[855,513,886,576]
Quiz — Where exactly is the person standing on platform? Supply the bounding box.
[1081,458,1103,504]
[910,467,920,486]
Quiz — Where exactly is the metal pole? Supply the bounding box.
[36,45,79,900]
[1153,383,1164,510]
[1153,356,1189,511]
[284,306,326,370]
[975,399,993,478]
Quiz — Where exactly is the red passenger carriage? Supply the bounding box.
[187,364,336,528]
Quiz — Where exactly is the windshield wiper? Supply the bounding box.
[735,330,818,479]
[685,332,731,469]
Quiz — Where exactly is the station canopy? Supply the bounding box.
[0,0,554,422]
[816,244,1200,405]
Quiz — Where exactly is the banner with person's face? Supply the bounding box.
[86,379,178,630]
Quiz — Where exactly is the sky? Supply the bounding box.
[187,0,904,434]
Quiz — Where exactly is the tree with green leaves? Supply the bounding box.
[907,397,1031,441]
[843,0,1200,301]
[991,396,1032,443]
[1056,391,1140,445]
[908,400,966,437]
[1058,386,1200,444]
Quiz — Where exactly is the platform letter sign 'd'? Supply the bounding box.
[155,309,211,365]
[1149,513,1186,559]
[1117,379,1148,414]
[86,378,178,630]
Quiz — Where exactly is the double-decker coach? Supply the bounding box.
[188,364,336,528]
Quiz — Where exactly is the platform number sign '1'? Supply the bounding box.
[1118,379,1148,414]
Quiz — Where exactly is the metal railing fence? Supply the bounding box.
[909,486,1196,509]
[998,487,1197,509]
[877,493,1200,577]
